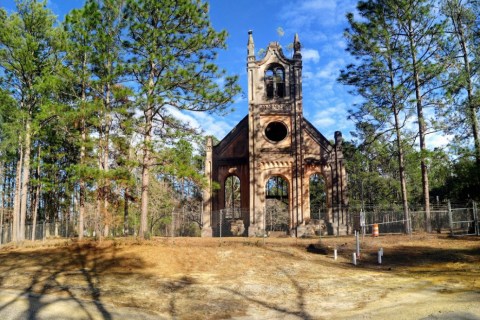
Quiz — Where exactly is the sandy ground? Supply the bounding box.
[0,234,479,319]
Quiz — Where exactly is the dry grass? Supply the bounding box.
[0,234,479,319]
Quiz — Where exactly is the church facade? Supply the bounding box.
[202,32,348,237]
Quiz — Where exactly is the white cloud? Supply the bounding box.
[166,106,237,141]
[313,115,336,128]
[427,133,454,149]
[302,48,320,63]
[311,105,348,132]
[300,0,336,11]
[165,106,201,129]
[303,58,346,84]
[279,0,357,31]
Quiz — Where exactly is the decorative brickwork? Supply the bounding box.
[203,32,348,237]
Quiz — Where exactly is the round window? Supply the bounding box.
[265,122,288,142]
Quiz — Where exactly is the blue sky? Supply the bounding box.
[2,0,363,143]
[205,0,361,142]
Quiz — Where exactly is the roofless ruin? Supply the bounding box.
[202,32,348,237]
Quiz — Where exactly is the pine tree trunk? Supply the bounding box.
[12,145,23,243]
[394,109,410,233]
[19,119,32,241]
[78,54,88,241]
[124,140,134,236]
[103,83,111,238]
[139,66,155,239]
[408,21,431,232]
[140,114,152,239]
[96,140,103,239]
[124,186,129,236]
[140,128,151,238]
[79,118,86,240]
[31,146,41,241]
[388,54,410,234]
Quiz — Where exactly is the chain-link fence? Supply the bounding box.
[212,207,328,238]
[0,207,204,244]
[1,201,478,244]
[448,202,479,236]
[212,208,249,237]
[0,221,76,245]
[349,201,479,236]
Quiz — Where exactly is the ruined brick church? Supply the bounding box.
[202,31,348,237]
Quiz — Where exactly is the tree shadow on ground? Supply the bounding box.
[219,267,314,320]
[304,238,480,272]
[368,245,480,267]
[159,276,197,319]
[0,241,148,320]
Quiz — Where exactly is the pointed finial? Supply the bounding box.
[247,30,255,58]
[293,33,301,59]
[335,131,343,146]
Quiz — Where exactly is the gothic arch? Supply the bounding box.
[309,173,327,221]
[265,64,286,99]
[265,175,290,232]
[224,175,241,211]
[202,32,348,237]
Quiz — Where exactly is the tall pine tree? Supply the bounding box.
[340,0,414,232]
[123,0,240,239]
[0,0,65,241]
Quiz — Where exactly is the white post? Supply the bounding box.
[352,252,357,266]
[355,230,360,258]
[334,248,337,261]
[378,247,383,264]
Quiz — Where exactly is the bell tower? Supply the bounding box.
[246,31,302,113]
[202,31,348,238]
[246,31,306,236]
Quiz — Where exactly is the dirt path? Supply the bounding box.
[0,235,479,319]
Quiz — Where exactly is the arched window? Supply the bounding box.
[309,173,327,220]
[265,65,285,99]
[265,69,274,98]
[275,68,285,97]
[225,175,241,218]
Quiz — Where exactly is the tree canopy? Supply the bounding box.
[0,0,240,241]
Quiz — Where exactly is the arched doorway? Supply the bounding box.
[221,175,244,236]
[310,173,327,221]
[265,176,290,233]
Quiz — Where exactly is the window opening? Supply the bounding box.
[265,69,274,99]
[309,173,327,221]
[275,69,285,97]
[225,175,241,219]
[265,65,285,99]
[265,121,288,142]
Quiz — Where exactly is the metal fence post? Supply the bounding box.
[219,210,223,238]
[408,209,412,235]
[473,201,479,236]
[171,209,175,238]
[448,200,453,236]
[263,207,266,245]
